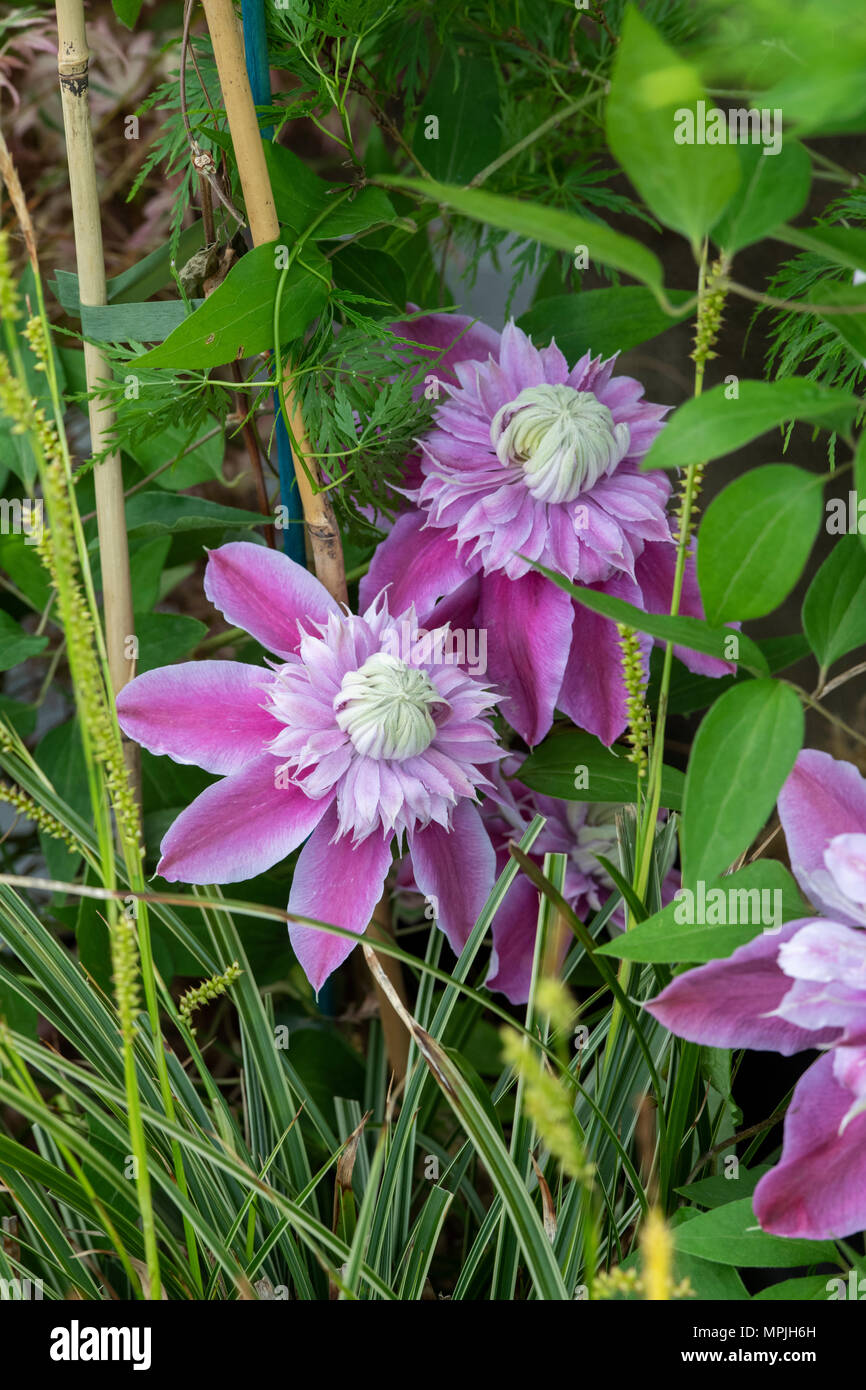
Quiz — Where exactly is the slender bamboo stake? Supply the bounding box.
[201,0,346,600]
[200,0,408,1076]
[55,0,139,789]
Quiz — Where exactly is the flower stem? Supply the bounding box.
[603,243,725,1079]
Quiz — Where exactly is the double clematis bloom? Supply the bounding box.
[647,749,866,1240]
[362,315,731,747]
[116,542,504,992]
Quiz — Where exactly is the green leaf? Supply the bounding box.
[80,301,202,344]
[597,861,808,963]
[130,538,171,613]
[0,533,53,610]
[0,611,48,670]
[605,6,740,248]
[135,614,208,673]
[667,1210,750,1301]
[136,243,330,369]
[34,721,89,880]
[855,432,866,551]
[111,0,142,28]
[618,1209,749,1301]
[753,1275,837,1301]
[802,534,866,669]
[712,140,811,253]
[378,177,664,290]
[519,729,684,810]
[123,493,268,538]
[642,378,860,471]
[806,279,866,360]
[411,48,501,184]
[125,419,225,491]
[681,680,803,886]
[533,562,768,675]
[0,695,36,739]
[330,244,407,313]
[697,464,824,624]
[772,221,866,274]
[673,1198,837,1268]
[676,1165,773,1210]
[661,634,811,717]
[264,144,397,239]
[52,222,205,313]
[517,287,690,360]
[0,966,37,1037]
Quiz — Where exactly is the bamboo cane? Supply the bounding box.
[200,0,409,1077]
[55,0,139,789]
[200,0,347,602]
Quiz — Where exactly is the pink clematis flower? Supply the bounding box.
[116,542,503,992]
[361,315,731,747]
[646,748,866,1240]
[397,754,679,1004]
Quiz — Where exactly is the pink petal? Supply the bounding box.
[754,1050,866,1240]
[426,574,483,634]
[477,570,573,746]
[634,541,736,677]
[392,312,501,390]
[204,541,339,660]
[486,872,543,1005]
[359,511,477,617]
[498,320,546,393]
[558,574,650,747]
[779,750,866,924]
[116,661,277,775]
[409,799,496,957]
[645,919,840,1056]
[158,755,329,884]
[288,802,394,992]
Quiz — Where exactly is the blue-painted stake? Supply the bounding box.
[241,0,306,567]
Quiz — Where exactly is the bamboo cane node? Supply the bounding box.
[58,54,89,75]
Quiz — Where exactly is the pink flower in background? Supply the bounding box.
[647,749,866,1240]
[117,542,503,992]
[397,754,678,1004]
[362,315,731,747]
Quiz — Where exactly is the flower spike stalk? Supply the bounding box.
[1,118,201,1297]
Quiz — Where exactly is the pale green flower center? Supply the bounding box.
[490,383,630,504]
[334,651,446,761]
[567,804,620,886]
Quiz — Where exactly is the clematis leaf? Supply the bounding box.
[597,861,809,963]
[681,679,804,887]
[136,242,329,369]
[712,140,811,254]
[410,48,501,185]
[532,561,769,675]
[605,6,740,249]
[518,287,691,360]
[673,1198,837,1268]
[803,534,866,669]
[642,378,860,472]
[378,177,665,291]
[697,464,824,624]
[520,728,685,810]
